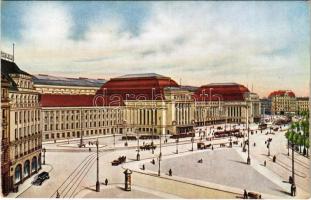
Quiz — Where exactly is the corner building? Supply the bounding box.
[1,58,42,194]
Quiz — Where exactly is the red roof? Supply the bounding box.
[95,73,179,106]
[268,90,295,98]
[40,94,95,107]
[193,83,250,101]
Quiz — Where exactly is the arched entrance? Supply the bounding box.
[31,156,37,173]
[23,160,30,178]
[15,164,22,184]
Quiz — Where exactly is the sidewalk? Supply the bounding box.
[6,164,53,198]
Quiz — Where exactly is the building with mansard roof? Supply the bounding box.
[268,90,297,115]
[33,74,106,95]
[1,56,42,195]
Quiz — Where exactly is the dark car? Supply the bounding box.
[32,172,49,186]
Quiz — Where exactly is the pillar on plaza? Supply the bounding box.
[124,169,132,191]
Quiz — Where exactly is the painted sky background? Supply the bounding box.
[1,1,310,97]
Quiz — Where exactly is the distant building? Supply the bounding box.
[269,90,296,115]
[260,98,271,115]
[194,83,261,124]
[1,57,42,194]
[296,97,309,114]
[1,72,11,196]
[33,74,106,95]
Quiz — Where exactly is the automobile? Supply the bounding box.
[32,171,49,186]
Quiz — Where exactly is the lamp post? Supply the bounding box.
[266,138,271,156]
[124,120,128,146]
[158,116,162,176]
[191,120,195,151]
[246,104,251,165]
[42,148,46,165]
[95,139,100,192]
[291,141,296,196]
[79,107,83,147]
[136,127,140,161]
[151,108,155,155]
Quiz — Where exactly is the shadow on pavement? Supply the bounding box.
[274,188,291,196]
[228,159,248,165]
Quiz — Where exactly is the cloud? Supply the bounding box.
[1,1,309,97]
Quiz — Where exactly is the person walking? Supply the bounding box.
[105,178,108,186]
[243,189,248,199]
[169,168,172,176]
[56,190,60,198]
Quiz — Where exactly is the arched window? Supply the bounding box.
[15,164,22,184]
[31,156,37,172]
[24,160,30,178]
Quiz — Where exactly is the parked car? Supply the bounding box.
[32,171,49,186]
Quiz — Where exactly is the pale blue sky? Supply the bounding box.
[1,1,310,97]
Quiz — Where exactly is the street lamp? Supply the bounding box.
[176,138,179,154]
[266,138,271,156]
[291,140,296,196]
[191,120,196,151]
[158,116,162,176]
[246,104,251,165]
[136,127,140,161]
[79,107,83,147]
[123,120,128,146]
[95,139,100,192]
[42,148,46,165]
[151,88,156,155]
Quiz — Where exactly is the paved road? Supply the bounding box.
[144,148,287,197]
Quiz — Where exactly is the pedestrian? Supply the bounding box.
[169,168,172,176]
[151,159,155,165]
[243,189,248,199]
[56,190,60,198]
[253,142,256,147]
[212,145,214,150]
[142,164,145,170]
[89,148,91,152]
[105,178,108,186]
[264,160,266,167]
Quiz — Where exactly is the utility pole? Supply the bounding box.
[247,105,251,165]
[80,107,83,147]
[291,141,296,196]
[96,139,100,192]
[158,116,162,176]
[42,148,46,165]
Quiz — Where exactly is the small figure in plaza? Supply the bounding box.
[243,189,248,199]
[198,158,203,163]
[253,142,256,147]
[105,178,108,186]
[56,190,60,198]
[212,145,214,150]
[169,168,172,176]
[151,159,155,165]
[142,164,145,170]
[264,160,266,167]
[89,148,91,152]
[273,155,276,163]
[291,184,296,196]
[88,141,91,145]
